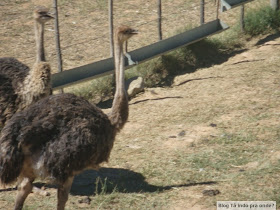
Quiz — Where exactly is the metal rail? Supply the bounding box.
[51,19,229,90]
[220,0,254,12]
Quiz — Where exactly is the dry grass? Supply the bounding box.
[0,0,262,71]
[1,0,280,209]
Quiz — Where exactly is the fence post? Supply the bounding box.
[200,0,205,25]
[109,0,114,57]
[216,0,220,19]
[240,5,245,32]
[53,0,63,93]
[158,0,162,41]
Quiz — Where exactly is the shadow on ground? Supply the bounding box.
[98,95,184,108]
[156,40,247,87]
[130,96,183,105]
[97,39,247,109]
[70,168,216,196]
[255,32,280,45]
[1,168,216,196]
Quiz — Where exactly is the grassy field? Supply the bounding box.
[1,0,280,209]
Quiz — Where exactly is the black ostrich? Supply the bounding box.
[0,6,53,128]
[0,26,138,210]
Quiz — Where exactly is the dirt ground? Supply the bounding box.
[1,0,280,209]
[1,30,278,210]
[114,36,280,209]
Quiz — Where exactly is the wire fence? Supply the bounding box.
[10,1,214,61]
[0,0,258,74]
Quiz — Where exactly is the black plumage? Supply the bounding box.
[0,58,29,127]
[0,93,114,184]
[0,26,138,210]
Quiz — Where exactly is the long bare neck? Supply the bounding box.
[35,21,46,63]
[115,38,125,93]
[109,37,129,132]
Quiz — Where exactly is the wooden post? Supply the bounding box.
[125,41,128,53]
[109,0,116,94]
[216,0,220,19]
[240,5,245,32]
[158,0,162,41]
[53,0,63,93]
[200,0,205,25]
[109,0,114,57]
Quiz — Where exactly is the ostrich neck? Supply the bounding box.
[115,40,125,92]
[109,38,129,132]
[35,21,46,63]
[17,21,51,110]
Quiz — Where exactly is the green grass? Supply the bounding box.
[101,3,280,99]
[67,16,247,102]
[127,34,242,89]
[244,6,280,36]
[66,74,114,103]
[67,5,256,102]
[68,37,228,103]
[119,5,280,100]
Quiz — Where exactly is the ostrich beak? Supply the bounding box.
[45,12,54,19]
[130,29,139,34]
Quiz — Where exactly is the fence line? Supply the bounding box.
[158,0,162,41]
[108,0,114,57]
[16,0,253,76]
[51,0,257,89]
[240,5,245,32]
[201,0,205,25]
[53,0,64,93]
[51,19,229,89]
[18,1,206,63]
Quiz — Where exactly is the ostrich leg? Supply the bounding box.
[57,176,74,210]
[14,178,33,210]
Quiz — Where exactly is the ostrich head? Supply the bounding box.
[115,25,138,44]
[33,6,54,23]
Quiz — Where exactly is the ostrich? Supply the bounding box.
[0,25,138,210]
[0,6,53,128]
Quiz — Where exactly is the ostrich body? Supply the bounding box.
[0,26,138,210]
[0,6,53,128]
